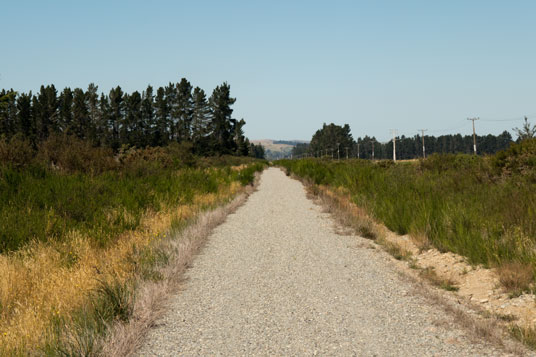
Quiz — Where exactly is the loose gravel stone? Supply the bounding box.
[137,168,511,356]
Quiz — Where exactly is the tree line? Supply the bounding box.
[293,122,519,159]
[0,78,264,158]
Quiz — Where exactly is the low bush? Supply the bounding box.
[0,134,35,168]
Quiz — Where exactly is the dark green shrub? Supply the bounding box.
[0,134,36,167]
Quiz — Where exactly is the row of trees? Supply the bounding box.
[0,79,264,157]
[292,122,520,159]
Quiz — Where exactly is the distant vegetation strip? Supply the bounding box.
[0,78,265,158]
[279,139,536,269]
[0,138,266,354]
[291,122,518,159]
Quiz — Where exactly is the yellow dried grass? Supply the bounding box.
[0,183,241,354]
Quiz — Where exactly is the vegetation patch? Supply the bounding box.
[419,267,460,292]
[0,153,265,355]
[496,262,535,297]
[510,325,536,350]
[278,141,536,271]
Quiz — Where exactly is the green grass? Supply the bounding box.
[0,161,266,253]
[278,140,536,268]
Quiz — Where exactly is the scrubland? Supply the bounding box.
[0,134,265,355]
[279,139,536,290]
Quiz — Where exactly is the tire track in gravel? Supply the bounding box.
[137,167,512,356]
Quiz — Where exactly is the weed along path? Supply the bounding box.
[137,168,512,356]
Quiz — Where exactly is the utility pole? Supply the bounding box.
[357,141,360,159]
[390,129,398,162]
[345,147,349,159]
[419,129,427,158]
[467,117,479,155]
[371,139,375,161]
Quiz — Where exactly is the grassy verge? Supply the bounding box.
[0,157,265,355]
[278,139,536,289]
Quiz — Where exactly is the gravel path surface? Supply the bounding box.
[137,168,508,356]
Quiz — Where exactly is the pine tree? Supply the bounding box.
[191,87,210,143]
[99,93,112,147]
[233,118,248,155]
[154,86,170,146]
[165,83,177,140]
[208,82,236,155]
[87,83,100,144]
[309,123,354,157]
[16,92,34,142]
[108,86,124,150]
[72,88,89,139]
[35,85,59,140]
[174,78,193,142]
[58,87,73,134]
[513,117,536,141]
[123,91,142,147]
[141,85,155,147]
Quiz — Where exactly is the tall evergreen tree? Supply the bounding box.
[16,92,34,142]
[123,91,142,147]
[58,87,73,133]
[72,88,89,139]
[87,83,100,144]
[513,117,536,141]
[233,118,248,155]
[191,87,210,143]
[99,93,112,147]
[34,85,59,140]
[309,123,354,157]
[208,82,236,154]
[174,78,193,141]
[141,85,155,147]
[108,86,124,150]
[154,86,170,146]
[165,83,177,140]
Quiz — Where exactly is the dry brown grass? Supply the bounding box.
[419,267,459,292]
[0,180,244,355]
[510,325,536,350]
[99,183,255,357]
[302,180,382,241]
[379,240,413,261]
[410,231,432,252]
[497,262,534,296]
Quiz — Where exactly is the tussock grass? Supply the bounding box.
[510,325,536,350]
[100,186,255,356]
[381,240,413,261]
[303,181,381,240]
[0,162,265,355]
[419,267,459,292]
[497,262,535,297]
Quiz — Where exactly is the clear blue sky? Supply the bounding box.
[2,0,535,142]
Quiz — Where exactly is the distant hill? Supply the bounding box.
[251,139,309,160]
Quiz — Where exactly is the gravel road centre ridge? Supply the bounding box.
[138,167,510,356]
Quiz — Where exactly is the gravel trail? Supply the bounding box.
[138,168,508,356]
